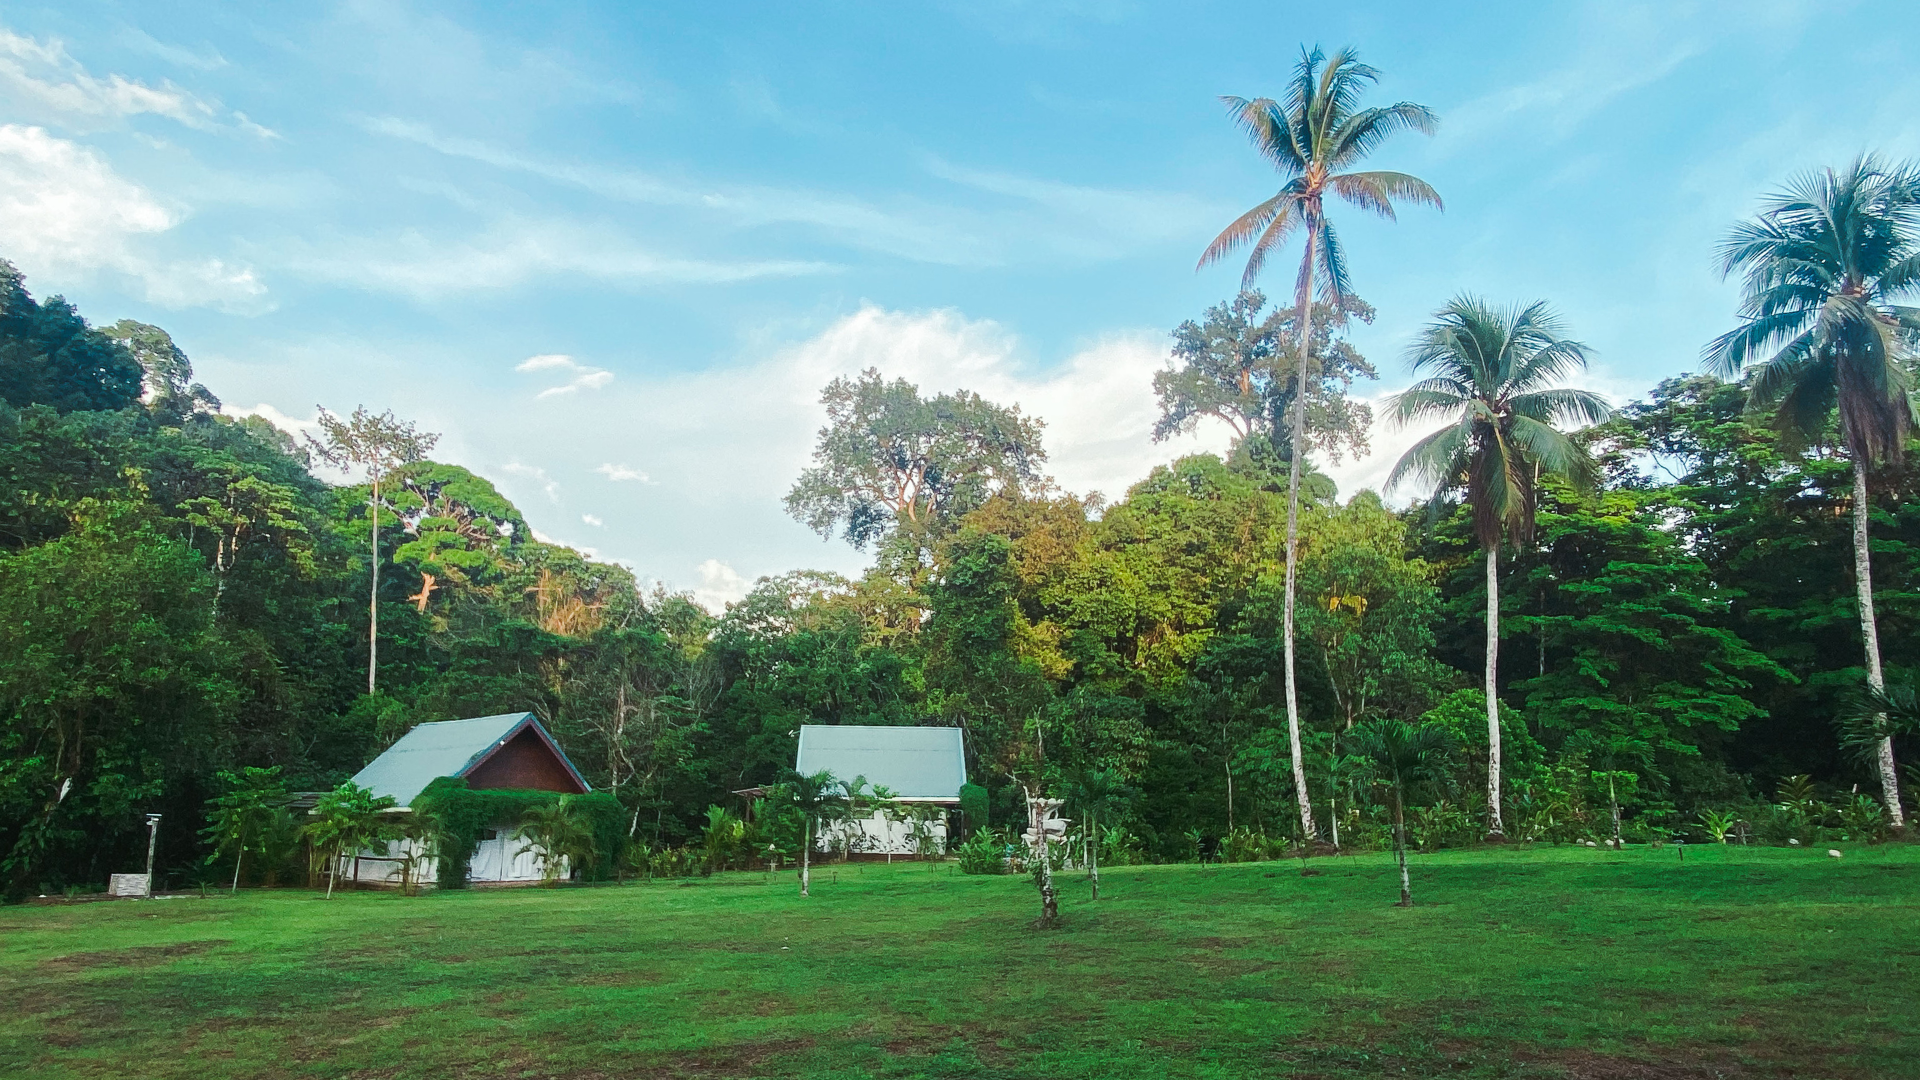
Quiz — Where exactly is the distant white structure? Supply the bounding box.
[794,725,966,858]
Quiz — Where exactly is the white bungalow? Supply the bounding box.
[335,712,591,887]
[795,724,967,858]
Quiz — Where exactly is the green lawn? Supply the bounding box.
[3,844,1915,1079]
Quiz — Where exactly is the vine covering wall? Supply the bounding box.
[413,777,625,887]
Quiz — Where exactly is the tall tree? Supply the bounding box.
[1154,291,1377,462]
[1386,296,1611,839]
[1705,155,1920,830]
[0,261,143,413]
[388,461,526,613]
[785,368,1047,563]
[1198,45,1440,843]
[307,407,439,694]
[104,320,220,419]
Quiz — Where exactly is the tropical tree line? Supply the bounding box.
[5,46,1920,902]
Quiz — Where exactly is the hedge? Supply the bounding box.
[412,777,626,887]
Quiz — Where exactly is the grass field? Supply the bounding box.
[3,844,1916,1079]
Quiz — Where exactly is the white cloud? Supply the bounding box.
[514,353,615,399]
[0,124,268,310]
[224,401,319,437]
[691,559,752,614]
[364,117,1223,269]
[286,216,834,299]
[0,27,271,136]
[596,463,654,483]
[529,527,598,560]
[753,304,1229,502]
[582,513,603,527]
[501,462,560,502]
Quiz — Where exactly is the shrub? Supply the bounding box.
[1221,826,1273,863]
[955,828,1009,875]
[959,783,990,832]
[1100,826,1148,866]
[1837,794,1889,843]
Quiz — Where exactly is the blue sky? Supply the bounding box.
[5,1,1919,608]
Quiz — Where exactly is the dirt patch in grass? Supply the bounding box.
[40,939,229,973]
[1512,1046,1794,1079]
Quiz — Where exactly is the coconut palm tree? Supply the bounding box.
[1199,45,1440,844]
[776,770,845,897]
[1706,155,1920,831]
[1385,296,1611,839]
[1345,718,1453,906]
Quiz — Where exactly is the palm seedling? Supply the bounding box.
[1345,718,1454,906]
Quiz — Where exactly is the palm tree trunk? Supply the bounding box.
[1281,233,1318,845]
[1609,772,1622,848]
[800,819,811,897]
[368,465,380,696]
[1852,457,1905,830]
[1224,747,1234,832]
[1393,791,1411,906]
[1089,813,1100,901]
[1485,544,1506,839]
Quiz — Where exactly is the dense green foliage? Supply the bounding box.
[4,851,1917,1078]
[411,778,624,887]
[5,149,1920,905]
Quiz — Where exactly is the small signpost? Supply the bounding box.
[109,813,163,898]
[109,873,151,897]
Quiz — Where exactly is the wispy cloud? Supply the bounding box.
[581,513,603,527]
[362,116,1217,269]
[0,27,273,137]
[284,215,836,299]
[363,115,976,265]
[515,353,614,399]
[116,27,228,72]
[595,463,654,484]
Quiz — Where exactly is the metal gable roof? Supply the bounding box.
[349,712,585,808]
[794,724,967,801]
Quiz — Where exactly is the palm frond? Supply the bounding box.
[1328,170,1444,220]
[1504,336,1593,394]
[1220,96,1305,176]
[1703,310,1815,377]
[1198,192,1299,272]
[1385,418,1470,494]
[1242,201,1305,289]
[1385,386,1469,428]
[1509,387,1613,427]
[1325,106,1441,172]
[1316,218,1353,305]
[1508,413,1599,490]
